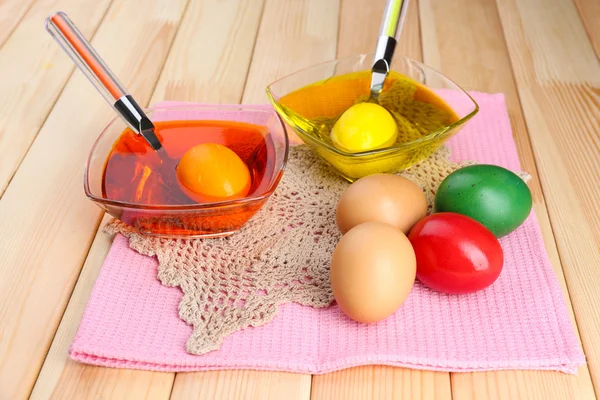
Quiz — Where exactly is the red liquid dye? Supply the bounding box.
[101,120,278,236]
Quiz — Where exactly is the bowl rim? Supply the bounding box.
[84,104,289,211]
[266,53,479,158]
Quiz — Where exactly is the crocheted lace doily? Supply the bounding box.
[106,145,530,355]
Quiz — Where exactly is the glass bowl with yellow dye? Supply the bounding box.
[266,54,479,181]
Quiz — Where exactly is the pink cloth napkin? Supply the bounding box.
[70,93,585,374]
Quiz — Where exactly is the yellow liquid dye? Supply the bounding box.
[268,70,462,181]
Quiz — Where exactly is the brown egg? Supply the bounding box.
[330,221,416,323]
[336,174,427,235]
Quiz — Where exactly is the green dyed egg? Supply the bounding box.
[434,165,532,237]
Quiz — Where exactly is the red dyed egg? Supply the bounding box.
[408,212,504,294]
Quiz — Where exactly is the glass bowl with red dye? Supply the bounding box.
[85,105,289,238]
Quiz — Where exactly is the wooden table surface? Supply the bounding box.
[0,0,598,398]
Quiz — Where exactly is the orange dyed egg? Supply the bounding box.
[176,143,251,203]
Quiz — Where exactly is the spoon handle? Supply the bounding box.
[45,11,127,102]
[373,0,410,69]
[45,12,162,150]
[379,0,409,39]
[370,0,410,99]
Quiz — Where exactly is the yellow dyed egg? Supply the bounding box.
[330,103,398,153]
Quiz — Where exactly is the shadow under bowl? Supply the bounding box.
[85,105,289,238]
[266,53,478,182]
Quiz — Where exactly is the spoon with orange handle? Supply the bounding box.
[45,11,163,151]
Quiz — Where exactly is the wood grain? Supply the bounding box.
[150,0,265,104]
[494,0,600,392]
[311,1,452,398]
[418,0,596,398]
[337,0,422,61]
[170,371,312,400]
[311,367,451,400]
[241,0,340,104]
[0,0,188,398]
[29,216,175,400]
[0,0,112,197]
[0,0,36,47]
[573,0,600,58]
[451,369,594,400]
[48,367,173,400]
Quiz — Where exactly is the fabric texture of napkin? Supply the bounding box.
[69,93,586,374]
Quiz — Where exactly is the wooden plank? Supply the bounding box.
[0,0,189,398]
[0,0,112,197]
[170,371,312,400]
[336,0,422,61]
[48,368,173,400]
[241,0,340,104]
[29,217,175,400]
[573,0,600,58]
[451,369,594,400]
[493,0,600,393]
[418,0,596,398]
[310,1,452,399]
[149,0,264,105]
[164,0,337,397]
[0,0,36,47]
[311,367,451,400]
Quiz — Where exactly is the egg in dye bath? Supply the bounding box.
[330,102,398,153]
[176,143,251,203]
